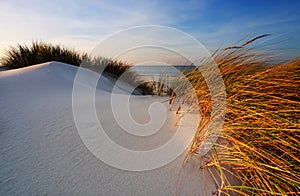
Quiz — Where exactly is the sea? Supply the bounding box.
[129,65,197,95]
[130,65,196,77]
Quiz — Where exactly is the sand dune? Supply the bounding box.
[0,62,217,195]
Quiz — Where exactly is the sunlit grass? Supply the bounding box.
[173,46,300,195]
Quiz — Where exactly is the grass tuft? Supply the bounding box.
[172,45,300,195]
[1,41,83,68]
[0,41,153,94]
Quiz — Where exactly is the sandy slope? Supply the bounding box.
[0,62,218,195]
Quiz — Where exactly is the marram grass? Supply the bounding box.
[173,47,299,195]
[0,41,153,94]
[1,42,83,68]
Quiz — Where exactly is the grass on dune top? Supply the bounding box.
[0,42,153,94]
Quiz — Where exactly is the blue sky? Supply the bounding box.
[1,0,299,62]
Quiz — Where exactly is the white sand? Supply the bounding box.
[0,62,219,195]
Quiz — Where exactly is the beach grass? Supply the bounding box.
[0,41,153,94]
[1,42,83,68]
[173,46,300,195]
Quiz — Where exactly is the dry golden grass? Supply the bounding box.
[173,47,300,195]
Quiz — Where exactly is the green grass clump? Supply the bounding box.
[173,46,300,195]
[0,42,134,80]
[1,42,83,68]
[0,42,153,94]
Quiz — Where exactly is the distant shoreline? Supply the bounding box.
[130,65,196,77]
